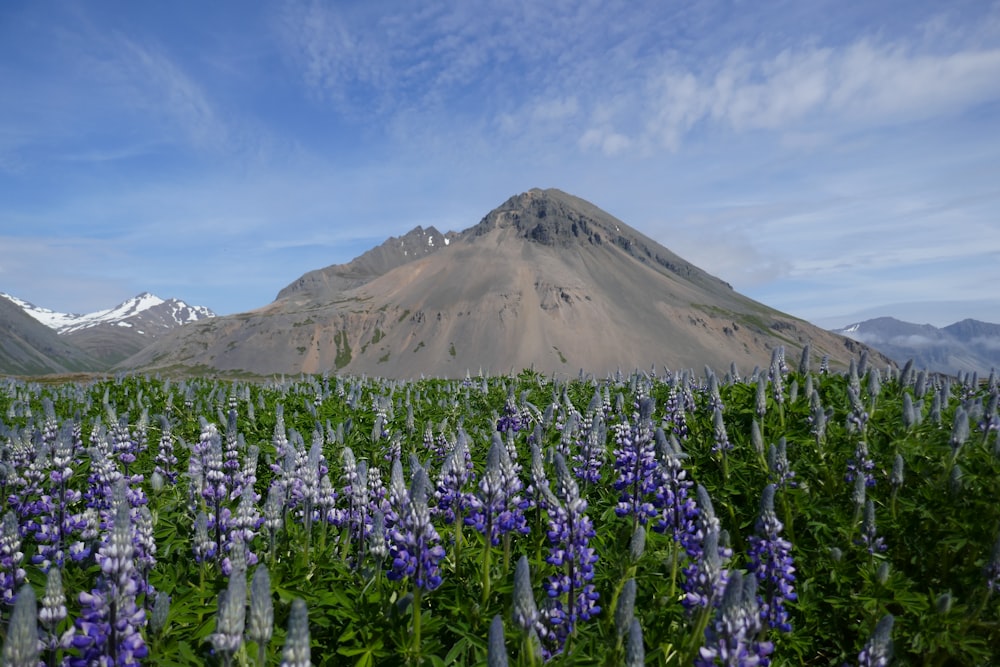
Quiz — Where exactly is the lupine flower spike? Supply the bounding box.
[747,484,797,633]
[3,583,39,667]
[857,614,894,667]
[488,614,509,667]
[280,598,311,667]
[625,618,645,667]
[248,565,274,667]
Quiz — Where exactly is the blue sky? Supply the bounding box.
[1,1,998,328]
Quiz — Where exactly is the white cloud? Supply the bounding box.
[634,36,1000,152]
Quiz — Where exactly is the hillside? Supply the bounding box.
[0,296,102,375]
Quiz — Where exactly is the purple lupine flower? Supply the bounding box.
[682,525,730,611]
[695,570,773,667]
[705,372,724,414]
[466,436,527,545]
[755,377,768,420]
[84,427,121,514]
[767,438,796,490]
[682,486,732,611]
[210,558,247,664]
[526,442,559,513]
[194,510,217,563]
[497,387,524,434]
[540,453,600,656]
[70,490,148,667]
[711,407,732,455]
[572,408,605,487]
[435,432,473,525]
[846,385,869,434]
[223,409,243,497]
[747,484,796,633]
[612,397,658,526]
[263,482,284,556]
[154,415,178,485]
[845,441,876,488]
[388,467,446,591]
[857,614,894,667]
[31,425,87,571]
[858,500,886,555]
[512,554,540,633]
[652,430,700,553]
[1,510,25,607]
[664,384,690,441]
[40,564,67,637]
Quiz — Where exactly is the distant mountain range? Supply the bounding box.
[0,292,215,374]
[117,188,890,378]
[832,317,1000,376]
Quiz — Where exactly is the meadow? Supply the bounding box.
[1,348,998,666]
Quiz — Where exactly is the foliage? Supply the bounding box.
[0,359,998,665]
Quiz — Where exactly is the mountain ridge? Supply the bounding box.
[832,316,999,375]
[118,188,892,378]
[0,291,216,372]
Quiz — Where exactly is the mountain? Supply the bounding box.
[120,188,891,378]
[0,296,103,375]
[833,317,1000,375]
[1,292,216,370]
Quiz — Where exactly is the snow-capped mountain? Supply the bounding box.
[832,316,1000,376]
[0,291,216,369]
[2,291,214,334]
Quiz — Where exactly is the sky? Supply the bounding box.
[1,1,999,329]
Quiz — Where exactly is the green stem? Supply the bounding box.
[481,529,493,608]
[413,586,423,664]
[669,544,680,603]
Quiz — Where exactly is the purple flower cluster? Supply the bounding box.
[695,570,773,667]
[858,500,887,555]
[466,436,528,545]
[747,485,796,632]
[434,431,473,525]
[1,510,26,606]
[540,453,600,656]
[651,430,699,553]
[388,467,446,591]
[682,486,732,611]
[69,491,148,666]
[857,614,894,667]
[767,438,796,490]
[845,441,876,488]
[612,397,658,526]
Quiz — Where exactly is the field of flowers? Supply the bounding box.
[1,347,999,666]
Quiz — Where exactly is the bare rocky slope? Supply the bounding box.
[119,189,890,378]
[0,296,102,375]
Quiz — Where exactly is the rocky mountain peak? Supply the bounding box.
[468,188,612,248]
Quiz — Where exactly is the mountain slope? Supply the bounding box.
[834,317,1000,375]
[0,296,103,375]
[120,188,890,377]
